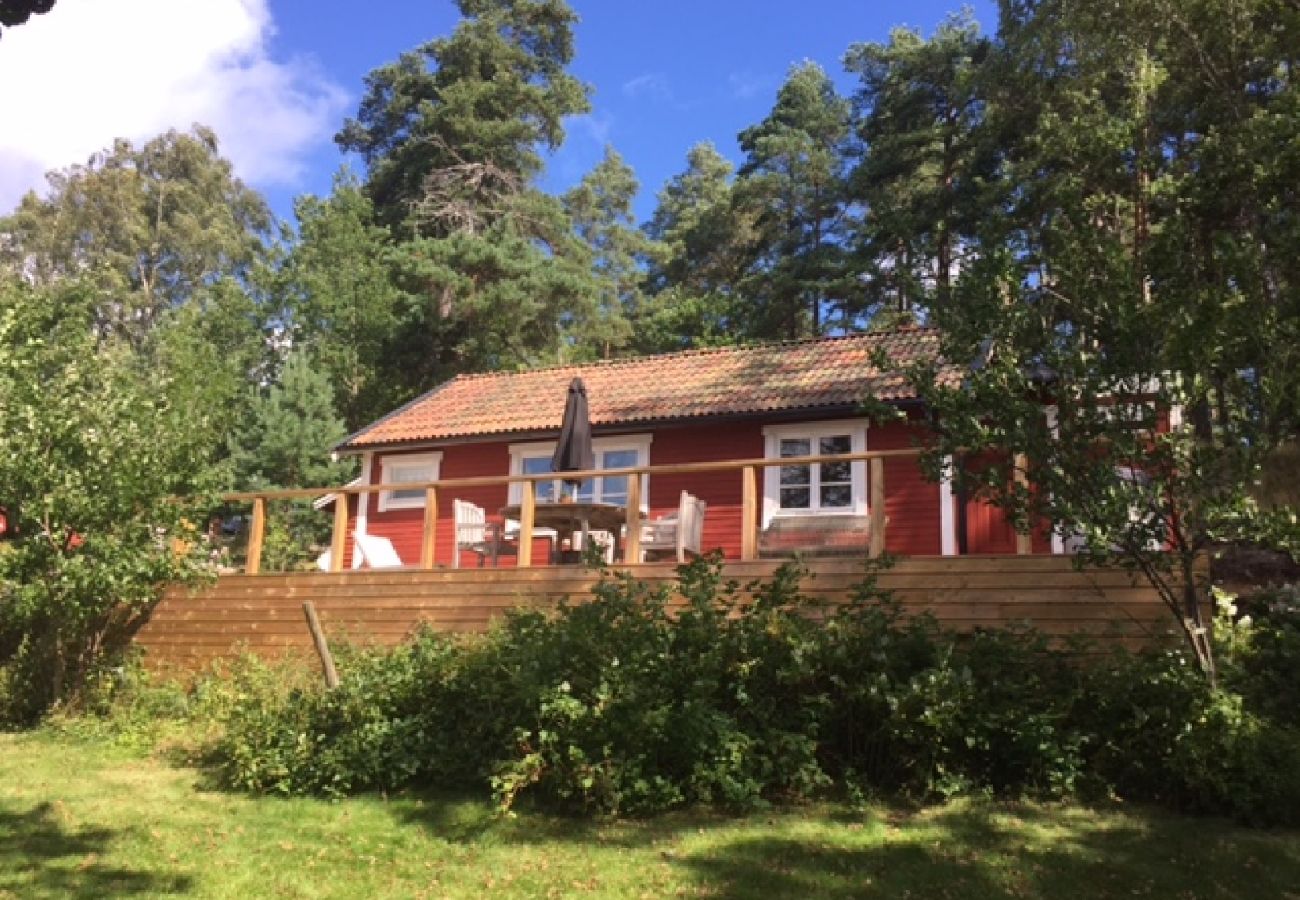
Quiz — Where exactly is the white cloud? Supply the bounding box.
[621,72,672,102]
[0,0,348,212]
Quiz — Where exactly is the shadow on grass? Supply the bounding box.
[0,802,193,898]
[677,802,1300,900]
[388,787,784,849]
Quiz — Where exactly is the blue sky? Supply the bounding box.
[0,0,995,225]
[264,0,997,223]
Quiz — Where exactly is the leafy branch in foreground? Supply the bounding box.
[914,0,1300,681]
[0,281,221,722]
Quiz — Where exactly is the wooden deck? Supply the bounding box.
[134,555,1196,672]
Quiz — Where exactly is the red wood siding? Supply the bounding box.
[354,415,963,563]
[869,417,942,556]
[960,451,1054,555]
[360,423,761,564]
[642,421,763,559]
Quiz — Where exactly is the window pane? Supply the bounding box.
[575,479,595,501]
[820,459,851,484]
[780,464,810,486]
[602,449,637,469]
[601,475,628,504]
[820,484,852,508]
[819,434,851,455]
[389,465,433,502]
[520,456,556,501]
[780,487,811,509]
[780,438,810,458]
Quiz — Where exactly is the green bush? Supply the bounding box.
[205,558,1300,824]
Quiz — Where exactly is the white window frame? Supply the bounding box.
[507,435,652,508]
[377,451,444,512]
[761,419,869,527]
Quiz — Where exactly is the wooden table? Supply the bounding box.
[500,501,633,564]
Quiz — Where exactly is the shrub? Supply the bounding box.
[205,558,1300,824]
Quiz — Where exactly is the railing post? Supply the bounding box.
[869,457,887,558]
[1013,452,1032,554]
[420,486,438,569]
[518,479,535,567]
[329,489,348,572]
[623,471,642,564]
[246,496,266,575]
[741,465,758,561]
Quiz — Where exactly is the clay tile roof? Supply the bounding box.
[339,326,960,450]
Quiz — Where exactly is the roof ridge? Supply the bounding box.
[451,326,939,382]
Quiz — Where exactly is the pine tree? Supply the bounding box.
[561,147,656,359]
[638,142,751,350]
[733,61,852,339]
[333,0,601,385]
[227,350,355,491]
[336,0,589,232]
[845,13,988,318]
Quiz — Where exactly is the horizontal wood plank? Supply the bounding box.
[136,555,1198,671]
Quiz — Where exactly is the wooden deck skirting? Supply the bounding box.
[134,555,1199,672]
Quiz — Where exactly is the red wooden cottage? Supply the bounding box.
[331,326,1050,569]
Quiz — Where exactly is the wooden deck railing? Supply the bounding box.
[221,447,1033,575]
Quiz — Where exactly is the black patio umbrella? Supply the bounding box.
[551,377,594,490]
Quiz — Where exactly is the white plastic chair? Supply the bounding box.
[640,491,707,562]
[352,532,404,569]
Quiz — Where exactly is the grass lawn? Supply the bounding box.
[2,731,1299,899]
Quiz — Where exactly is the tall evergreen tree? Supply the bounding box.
[844,13,989,319]
[561,147,656,359]
[334,0,601,388]
[336,0,589,231]
[639,142,751,350]
[733,61,852,339]
[227,350,354,491]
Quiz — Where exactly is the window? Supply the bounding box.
[377,452,443,511]
[508,437,651,507]
[762,420,868,525]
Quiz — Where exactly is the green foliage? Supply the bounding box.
[638,142,750,351]
[0,126,272,348]
[337,0,589,230]
[732,61,853,339]
[910,0,1300,676]
[0,281,221,723]
[321,0,618,389]
[207,559,1300,825]
[561,147,657,359]
[844,12,988,316]
[280,173,412,431]
[228,350,353,491]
